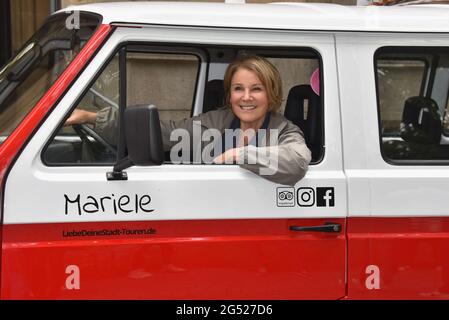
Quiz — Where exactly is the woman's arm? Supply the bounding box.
[65,109,97,126]
[215,121,311,186]
[92,106,228,150]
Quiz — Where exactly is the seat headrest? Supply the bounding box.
[284,84,319,142]
[400,96,441,144]
[203,79,224,113]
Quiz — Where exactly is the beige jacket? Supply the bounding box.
[95,107,311,186]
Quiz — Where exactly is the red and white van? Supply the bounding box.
[1,2,449,299]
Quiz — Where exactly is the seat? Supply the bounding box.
[203,79,224,113]
[383,96,445,159]
[284,84,322,161]
[400,96,441,144]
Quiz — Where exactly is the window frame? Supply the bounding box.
[42,42,325,166]
[374,46,449,166]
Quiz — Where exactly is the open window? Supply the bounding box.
[43,45,202,165]
[43,44,324,165]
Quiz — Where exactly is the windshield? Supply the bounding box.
[0,11,101,145]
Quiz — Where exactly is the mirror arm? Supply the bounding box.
[106,157,133,181]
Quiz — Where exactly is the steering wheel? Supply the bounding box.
[72,124,117,161]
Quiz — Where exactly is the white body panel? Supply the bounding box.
[63,2,449,33]
[337,32,449,217]
[4,26,345,224]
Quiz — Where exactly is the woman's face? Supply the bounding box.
[230,68,269,130]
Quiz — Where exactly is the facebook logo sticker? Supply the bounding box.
[316,187,335,207]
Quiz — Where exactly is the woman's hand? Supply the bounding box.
[64,109,97,126]
[213,148,239,164]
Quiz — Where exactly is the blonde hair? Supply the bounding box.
[223,55,283,113]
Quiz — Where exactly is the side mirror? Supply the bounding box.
[124,104,164,166]
[108,104,163,180]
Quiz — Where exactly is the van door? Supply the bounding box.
[338,33,449,299]
[2,26,347,299]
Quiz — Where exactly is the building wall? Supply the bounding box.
[0,1,12,66]
[10,0,51,54]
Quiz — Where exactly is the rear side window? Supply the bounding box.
[375,47,449,162]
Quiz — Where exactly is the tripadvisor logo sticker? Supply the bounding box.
[277,187,295,207]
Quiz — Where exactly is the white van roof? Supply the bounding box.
[61,1,449,33]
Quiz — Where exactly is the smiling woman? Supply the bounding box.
[225,55,283,132]
[230,68,270,131]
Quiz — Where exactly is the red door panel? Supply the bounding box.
[2,218,346,299]
[348,217,449,299]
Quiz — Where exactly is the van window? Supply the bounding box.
[43,45,323,165]
[43,48,200,165]
[43,51,119,165]
[376,47,449,162]
[202,49,323,164]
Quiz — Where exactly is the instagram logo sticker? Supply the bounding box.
[297,188,315,207]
